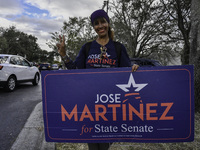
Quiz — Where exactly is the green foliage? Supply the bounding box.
[0,37,8,51]
[0,26,55,63]
[47,17,95,61]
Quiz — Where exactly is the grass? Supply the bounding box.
[56,112,200,150]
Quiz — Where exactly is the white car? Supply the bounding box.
[0,54,40,91]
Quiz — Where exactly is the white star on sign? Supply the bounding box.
[116,74,148,92]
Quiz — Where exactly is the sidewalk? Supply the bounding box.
[10,102,55,150]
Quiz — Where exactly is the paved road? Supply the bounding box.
[0,80,42,150]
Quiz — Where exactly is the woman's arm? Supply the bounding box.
[57,35,86,69]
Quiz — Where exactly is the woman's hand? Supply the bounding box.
[56,35,66,57]
[131,64,139,72]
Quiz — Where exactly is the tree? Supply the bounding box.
[0,26,52,63]
[1,26,22,54]
[47,17,95,60]
[0,27,8,52]
[160,0,191,65]
[0,26,40,59]
[110,0,181,65]
[0,37,8,53]
[190,0,200,112]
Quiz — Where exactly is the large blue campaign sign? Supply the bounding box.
[42,65,194,143]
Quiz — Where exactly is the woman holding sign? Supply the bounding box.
[57,9,139,72]
[57,9,139,150]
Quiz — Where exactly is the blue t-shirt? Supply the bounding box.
[65,40,131,69]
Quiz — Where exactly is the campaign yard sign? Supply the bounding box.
[41,65,194,143]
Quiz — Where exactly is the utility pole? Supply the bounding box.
[102,0,109,14]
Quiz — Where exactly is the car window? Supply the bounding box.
[10,56,20,65]
[19,57,30,67]
[10,56,30,66]
[0,56,8,64]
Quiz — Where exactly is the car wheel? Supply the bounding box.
[5,76,16,92]
[32,73,40,85]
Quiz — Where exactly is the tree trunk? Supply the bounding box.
[190,0,200,112]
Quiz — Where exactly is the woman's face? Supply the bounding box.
[93,18,109,38]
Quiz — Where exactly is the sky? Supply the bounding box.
[0,0,105,51]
